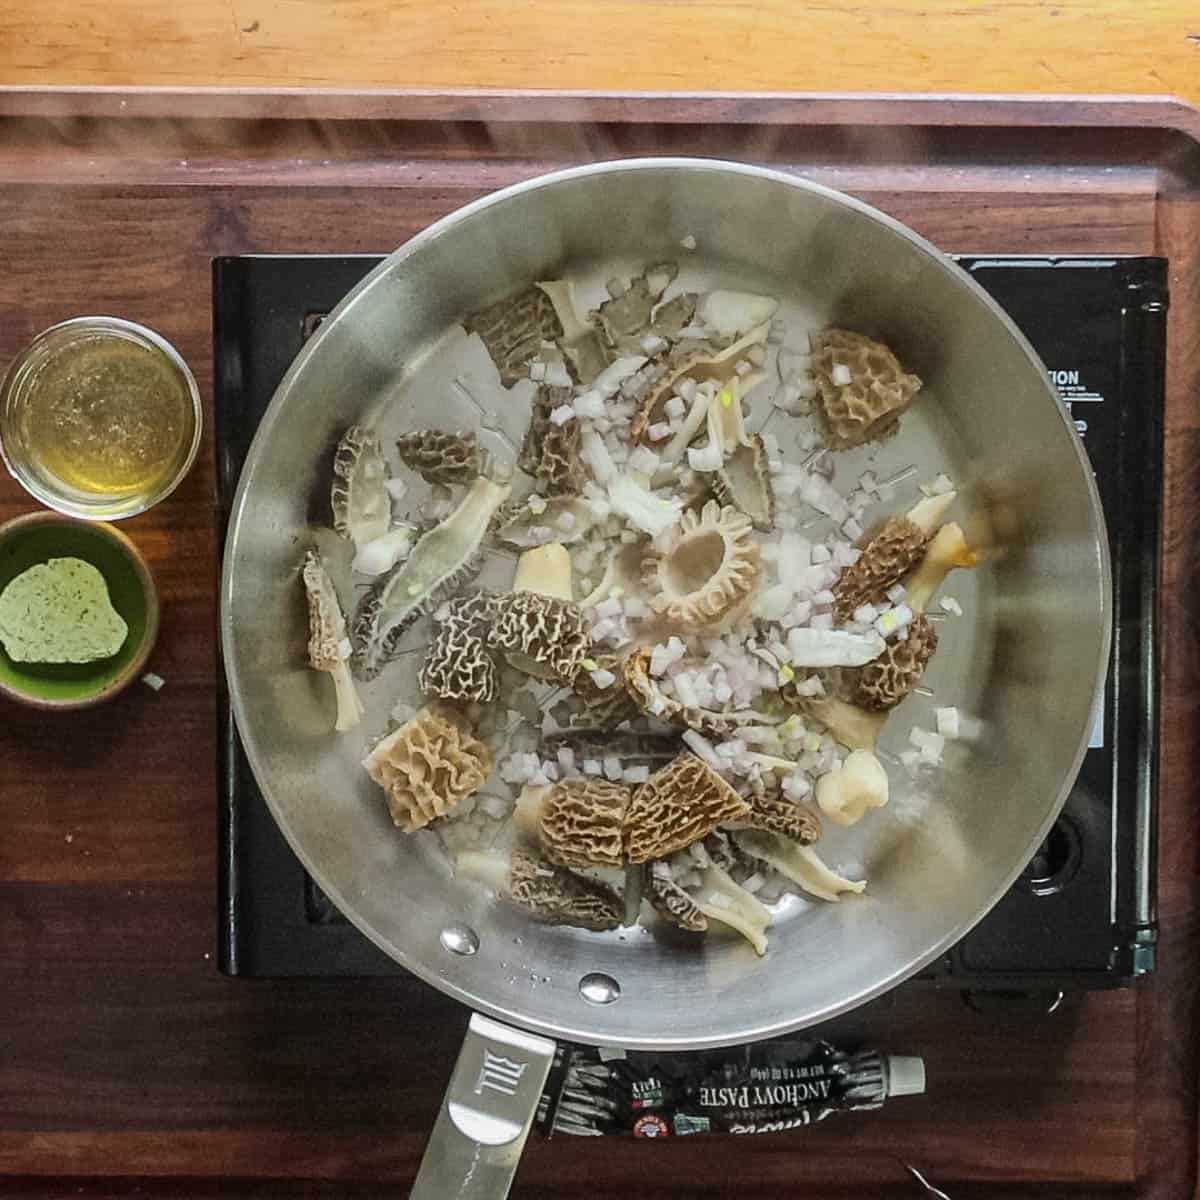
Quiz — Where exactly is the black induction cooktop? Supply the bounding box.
[214,253,1164,995]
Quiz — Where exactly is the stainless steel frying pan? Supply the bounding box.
[220,160,1109,1197]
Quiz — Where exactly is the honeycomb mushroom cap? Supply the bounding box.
[396,430,481,486]
[301,548,348,671]
[744,793,822,845]
[831,516,929,623]
[521,776,632,869]
[811,329,923,450]
[642,500,761,632]
[464,285,564,385]
[419,592,501,704]
[855,616,939,710]
[490,591,591,683]
[623,753,751,863]
[503,849,624,931]
[362,703,491,832]
[331,426,391,546]
[646,861,708,931]
[519,385,587,497]
[570,653,641,729]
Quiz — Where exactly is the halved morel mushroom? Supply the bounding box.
[855,615,938,710]
[497,494,595,550]
[457,847,624,932]
[515,776,632,869]
[648,291,698,340]
[331,426,391,549]
[542,730,682,767]
[622,645,764,738]
[642,501,761,632]
[810,329,922,450]
[736,829,866,904]
[518,385,586,497]
[301,548,364,732]
[646,860,707,932]
[568,652,641,729]
[801,695,888,753]
[905,521,978,614]
[630,326,769,443]
[744,792,822,844]
[351,474,511,680]
[419,592,500,705]
[396,429,481,486]
[688,863,771,955]
[490,543,591,684]
[363,703,491,832]
[712,433,775,532]
[623,752,750,864]
[464,285,563,385]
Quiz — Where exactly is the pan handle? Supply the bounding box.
[409,1013,557,1200]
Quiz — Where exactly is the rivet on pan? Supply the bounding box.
[579,972,621,1005]
[440,924,480,956]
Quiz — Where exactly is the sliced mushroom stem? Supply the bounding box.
[804,696,888,753]
[736,829,866,904]
[331,661,365,732]
[906,491,957,535]
[456,849,510,891]
[690,864,771,955]
[906,521,977,614]
[513,542,574,601]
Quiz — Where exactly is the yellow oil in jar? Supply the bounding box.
[20,333,194,500]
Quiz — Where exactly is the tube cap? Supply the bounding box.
[886,1055,926,1098]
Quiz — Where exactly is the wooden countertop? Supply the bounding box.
[0,87,1198,1200]
[0,0,1197,103]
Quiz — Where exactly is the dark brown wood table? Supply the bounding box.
[1,89,1198,1199]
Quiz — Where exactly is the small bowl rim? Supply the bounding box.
[0,315,203,521]
[0,510,160,711]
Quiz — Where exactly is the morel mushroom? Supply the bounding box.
[712,433,776,532]
[419,592,500,704]
[623,753,750,864]
[363,703,491,831]
[802,695,888,753]
[744,792,822,844]
[464,285,563,385]
[688,863,771,955]
[646,860,708,932]
[736,829,866,904]
[457,847,624,932]
[514,776,632,869]
[622,646,764,738]
[396,430,481,486]
[905,521,978,614]
[830,493,955,623]
[569,653,641,730]
[642,501,761,632]
[815,750,889,827]
[331,426,391,549]
[489,543,591,684]
[351,474,511,680]
[300,548,364,732]
[497,494,595,549]
[630,326,769,443]
[810,329,922,450]
[519,385,586,497]
[855,616,938,710]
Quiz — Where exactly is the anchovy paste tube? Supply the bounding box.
[537,1040,925,1138]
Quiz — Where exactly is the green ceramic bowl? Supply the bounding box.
[0,511,159,709]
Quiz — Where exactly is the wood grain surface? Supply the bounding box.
[0,92,1197,1200]
[0,0,1198,103]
